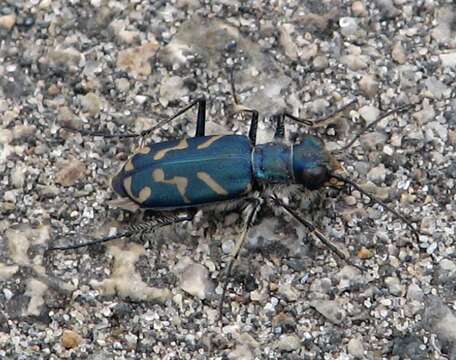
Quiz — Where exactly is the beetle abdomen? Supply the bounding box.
[112,135,253,209]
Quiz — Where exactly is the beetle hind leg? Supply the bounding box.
[60,98,208,142]
[229,68,260,145]
[129,213,194,242]
[46,214,193,252]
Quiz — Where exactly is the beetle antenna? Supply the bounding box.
[330,173,421,242]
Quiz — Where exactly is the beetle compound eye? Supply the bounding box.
[301,166,329,190]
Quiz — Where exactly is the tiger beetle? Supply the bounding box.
[49,96,422,321]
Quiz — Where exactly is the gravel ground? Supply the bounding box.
[1,0,456,359]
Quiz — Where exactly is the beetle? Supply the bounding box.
[49,97,421,319]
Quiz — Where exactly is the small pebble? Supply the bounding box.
[310,299,345,324]
[312,55,328,70]
[367,164,386,184]
[392,41,407,64]
[55,159,86,187]
[440,52,456,68]
[376,0,400,18]
[274,334,301,352]
[177,260,213,300]
[347,337,365,358]
[406,283,424,302]
[117,41,159,78]
[80,92,102,116]
[339,17,360,37]
[385,276,403,296]
[359,74,379,97]
[61,330,83,349]
[357,247,373,259]
[0,14,16,31]
[344,195,357,206]
[221,239,235,254]
[277,283,299,302]
[3,288,13,301]
[352,1,368,17]
[159,76,188,107]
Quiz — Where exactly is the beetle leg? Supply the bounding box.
[272,114,285,140]
[229,67,260,145]
[46,214,193,251]
[271,112,313,142]
[129,213,193,240]
[60,98,207,141]
[247,110,259,145]
[230,107,259,145]
[280,112,313,127]
[142,97,207,138]
[139,97,207,146]
[269,98,357,137]
[310,98,358,126]
[219,197,263,322]
[270,195,363,271]
[194,98,206,137]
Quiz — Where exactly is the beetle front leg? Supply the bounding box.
[271,98,357,140]
[219,197,263,322]
[270,112,313,141]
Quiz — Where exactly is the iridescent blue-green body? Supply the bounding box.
[111,134,333,209]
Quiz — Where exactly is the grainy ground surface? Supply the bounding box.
[1,0,455,359]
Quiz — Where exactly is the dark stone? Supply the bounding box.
[392,334,428,360]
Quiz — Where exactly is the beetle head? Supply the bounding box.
[292,135,334,190]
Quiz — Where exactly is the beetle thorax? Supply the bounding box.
[252,143,294,184]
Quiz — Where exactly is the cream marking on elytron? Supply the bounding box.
[124,159,134,171]
[153,168,190,203]
[153,138,189,160]
[137,146,151,155]
[123,177,152,203]
[196,135,224,149]
[196,172,229,195]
